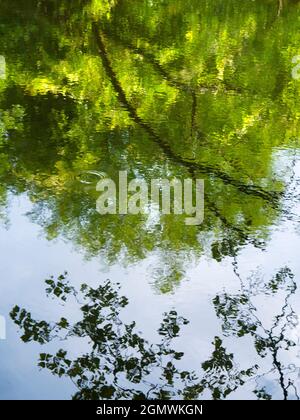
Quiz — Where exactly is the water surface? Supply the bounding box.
[1,0,300,400]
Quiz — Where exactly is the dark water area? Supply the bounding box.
[1,0,300,400]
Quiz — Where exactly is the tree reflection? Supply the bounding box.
[10,274,255,400]
[10,267,300,399]
[214,263,300,399]
[1,0,300,291]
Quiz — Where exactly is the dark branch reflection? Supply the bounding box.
[10,267,300,400]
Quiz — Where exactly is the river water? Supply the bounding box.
[1,0,300,400]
